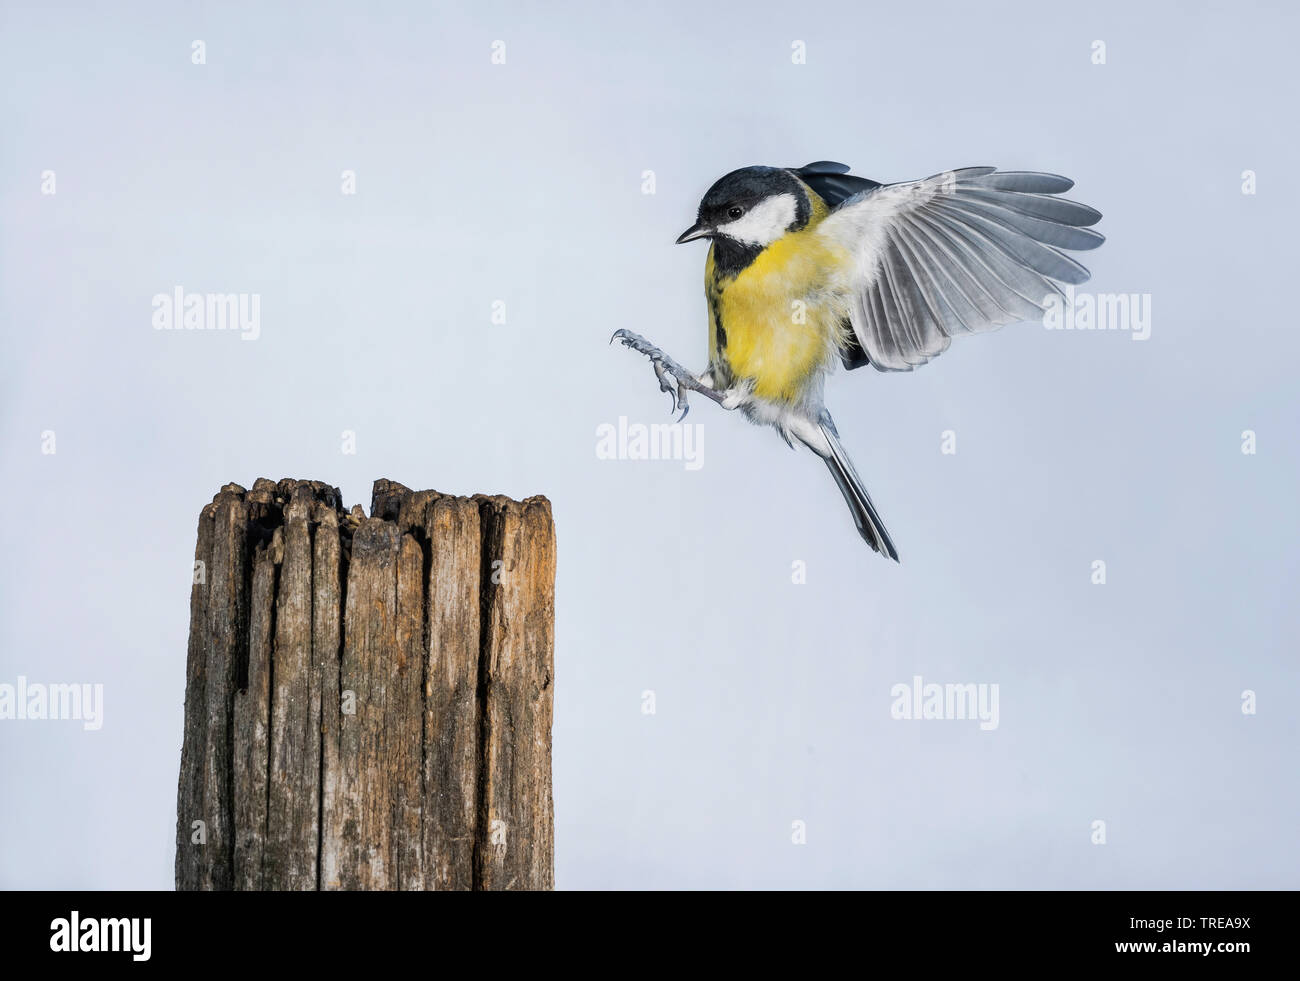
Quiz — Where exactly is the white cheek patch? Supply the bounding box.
[716,193,798,247]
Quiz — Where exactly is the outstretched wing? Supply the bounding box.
[816,167,1104,372]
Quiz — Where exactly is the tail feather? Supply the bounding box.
[819,421,899,562]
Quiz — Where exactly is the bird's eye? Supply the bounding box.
[728,206,744,219]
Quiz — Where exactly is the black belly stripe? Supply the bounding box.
[710,294,727,352]
[711,237,763,277]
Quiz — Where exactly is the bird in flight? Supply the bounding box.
[613,160,1103,561]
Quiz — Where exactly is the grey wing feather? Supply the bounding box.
[794,160,882,210]
[819,167,1104,371]
[798,160,853,175]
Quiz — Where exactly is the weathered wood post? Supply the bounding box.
[175,478,555,890]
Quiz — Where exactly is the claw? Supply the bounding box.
[612,328,727,416]
[634,340,689,417]
[652,361,671,393]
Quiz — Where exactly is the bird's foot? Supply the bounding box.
[609,329,725,420]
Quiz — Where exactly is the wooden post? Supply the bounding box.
[176,478,555,890]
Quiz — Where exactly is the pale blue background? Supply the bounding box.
[2,0,1297,889]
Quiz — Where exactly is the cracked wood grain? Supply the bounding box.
[176,478,554,891]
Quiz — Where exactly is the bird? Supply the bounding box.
[613,161,1103,561]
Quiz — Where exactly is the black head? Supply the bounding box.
[676,167,812,272]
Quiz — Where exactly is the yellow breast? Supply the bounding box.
[707,219,849,404]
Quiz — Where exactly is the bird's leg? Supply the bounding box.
[610,329,729,421]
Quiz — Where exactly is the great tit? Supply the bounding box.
[614,161,1103,561]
